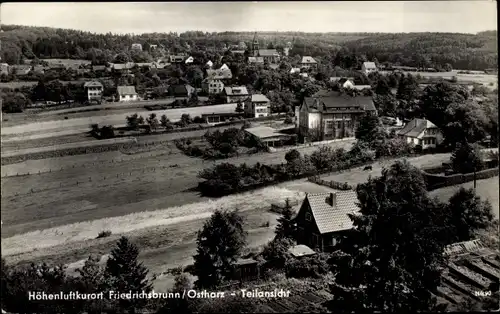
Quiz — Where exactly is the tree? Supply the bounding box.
[126,113,142,130]
[284,149,301,163]
[179,114,192,127]
[1,258,7,308]
[105,236,152,313]
[328,160,452,313]
[146,113,160,131]
[99,125,115,139]
[1,92,31,113]
[374,76,391,95]
[160,114,173,129]
[193,210,246,288]
[114,52,131,64]
[275,198,296,239]
[262,237,295,269]
[419,82,468,129]
[443,101,488,146]
[447,188,494,241]
[75,255,111,313]
[235,101,244,113]
[450,142,483,174]
[355,113,387,146]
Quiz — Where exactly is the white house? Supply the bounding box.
[185,56,194,64]
[224,86,250,103]
[83,81,104,103]
[220,63,230,71]
[131,43,143,51]
[116,86,138,102]
[290,67,301,74]
[362,62,377,75]
[206,60,214,68]
[396,118,443,149]
[244,94,271,118]
[202,78,224,95]
[301,56,317,69]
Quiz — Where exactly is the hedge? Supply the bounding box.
[424,167,499,191]
[308,176,353,190]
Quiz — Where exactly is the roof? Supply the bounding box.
[245,126,286,139]
[269,64,279,70]
[135,62,153,67]
[288,244,316,258]
[248,57,264,63]
[444,239,486,256]
[169,84,193,95]
[352,85,372,90]
[397,118,438,138]
[92,65,107,71]
[305,191,360,234]
[206,60,214,67]
[224,86,249,96]
[258,49,279,57]
[301,56,317,64]
[290,68,301,74]
[220,64,230,71]
[117,86,137,95]
[84,81,103,88]
[235,258,258,266]
[330,77,355,82]
[305,94,376,112]
[338,78,354,85]
[113,63,134,70]
[363,62,377,69]
[251,94,270,102]
[206,68,232,80]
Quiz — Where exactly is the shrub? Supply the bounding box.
[262,237,295,269]
[285,254,329,279]
[96,230,112,238]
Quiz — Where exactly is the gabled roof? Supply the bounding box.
[304,94,376,112]
[305,191,359,234]
[301,56,317,64]
[206,60,214,67]
[258,49,279,57]
[330,77,355,83]
[338,78,354,85]
[251,94,270,102]
[225,86,249,96]
[206,68,232,80]
[117,86,137,95]
[353,85,372,90]
[84,81,103,88]
[397,118,438,138]
[288,244,316,258]
[220,64,230,71]
[363,61,377,69]
[113,63,134,70]
[269,64,279,70]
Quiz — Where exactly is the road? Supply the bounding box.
[1,103,237,136]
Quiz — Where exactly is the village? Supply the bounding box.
[1,2,499,314]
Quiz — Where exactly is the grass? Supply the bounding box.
[1,186,304,256]
[0,81,39,88]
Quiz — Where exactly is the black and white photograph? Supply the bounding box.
[0,1,499,313]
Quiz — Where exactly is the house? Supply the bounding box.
[185,56,194,64]
[248,56,264,64]
[301,56,317,69]
[220,64,230,71]
[112,62,135,74]
[290,67,301,74]
[169,55,185,63]
[297,93,377,141]
[244,126,294,147]
[8,65,31,76]
[0,63,9,75]
[202,112,245,125]
[224,86,250,103]
[244,94,270,118]
[294,191,360,252]
[202,78,224,95]
[206,60,214,68]
[84,81,104,103]
[330,78,355,89]
[149,44,158,50]
[255,49,280,63]
[116,86,138,102]
[362,61,378,75]
[353,85,372,91]
[232,258,261,282]
[238,41,247,50]
[168,84,195,99]
[131,43,143,51]
[231,50,246,55]
[92,65,108,73]
[206,67,232,80]
[396,118,443,149]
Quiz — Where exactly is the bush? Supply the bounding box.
[262,237,295,269]
[96,230,112,238]
[285,254,329,279]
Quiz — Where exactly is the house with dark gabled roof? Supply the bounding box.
[301,56,318,69]
[297,92,377,141]
[294,191,360,252]
[396,118,443,149]
[362,61,377,75]
[116,86,138,102]
[168,84,195,99]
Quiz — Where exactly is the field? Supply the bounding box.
[430,176,499,219]
[41,59,91,66]
[0,81,39,88]
[1,103,238,135]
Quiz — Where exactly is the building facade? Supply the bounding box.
[116,86,138,102]
[202,79,225,94]
[224,86,250,103]
[297,93,377,141]
[362,62,378,75]
[396,118,444,149]
[84,81,104,103]
[244,94,270,118]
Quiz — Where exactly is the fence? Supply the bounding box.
[308,176,353,190]
[423,167,499,191]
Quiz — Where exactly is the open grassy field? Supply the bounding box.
[1,103,237,135]
[0,81,39,89]
[1,139,354,237]
[41,59,91,66]
[430,176,499,219]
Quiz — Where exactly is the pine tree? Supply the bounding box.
[193,210,246,288]
[275,198,296,239]
[105,237,152,313]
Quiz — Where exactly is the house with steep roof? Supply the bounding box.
[248,56,265,64]
[168,84,195,99]
[244,94,271,118]
[294,191,360,252]
[131,43,143,51]
[301,56,318,69]
[224,86,250,103]
[255,49,280,63]
[206,60,214,68]
[185,56,194,64]
[297,93,377,141]
[396,118,443,149]
[84,81,104,103]
[116,86,138,102]
[290,67,301,74]
[362,61,378,75]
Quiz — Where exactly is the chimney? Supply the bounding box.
[326,193,336,207]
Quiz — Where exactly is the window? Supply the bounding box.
[305,212,312,222]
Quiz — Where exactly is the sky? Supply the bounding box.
[1,1,497,34]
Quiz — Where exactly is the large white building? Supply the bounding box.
[245,94,271,118]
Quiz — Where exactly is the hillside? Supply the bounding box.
[0,25,497,70]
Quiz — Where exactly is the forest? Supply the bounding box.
[0,25,497,70]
